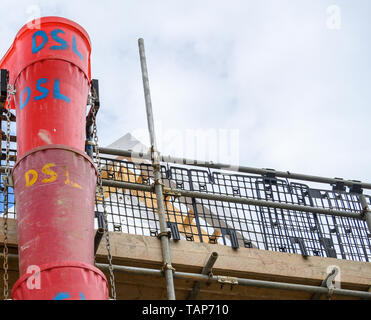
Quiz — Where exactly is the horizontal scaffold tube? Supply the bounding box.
[98,147,371,190]
[95,262,371,300]
[101,179,364,220]
[3,245,371,299]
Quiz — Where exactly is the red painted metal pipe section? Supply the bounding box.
[14,146,96,275]
[0,17,108,300]
[0,16,91,157]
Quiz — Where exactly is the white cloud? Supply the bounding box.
[1,0,371,184]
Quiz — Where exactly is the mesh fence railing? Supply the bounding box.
[94,156,371,262]
[1,150,370,262]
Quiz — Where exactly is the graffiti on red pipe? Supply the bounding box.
[25,163,82,189]
[18,27,84,110]
[19,77,70,110]
[32,28,84,60]
[53,292,86,300]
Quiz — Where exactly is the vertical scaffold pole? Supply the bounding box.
[138,38,176,300]
[360,195,371,234]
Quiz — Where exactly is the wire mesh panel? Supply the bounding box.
[92,155,371,262]
[0,109,17,219]
[0,146,16,220]
[94,157,160,237]
[1,149,370,262]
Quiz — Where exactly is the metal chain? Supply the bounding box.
[2,83,14,300]
[91,96,117,300]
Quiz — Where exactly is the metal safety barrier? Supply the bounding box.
[1,148,371,262]
[93,154,371,262]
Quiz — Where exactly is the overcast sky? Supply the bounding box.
[1,0,370,184]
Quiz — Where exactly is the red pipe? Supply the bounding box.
[0,16,91,157]
[0,17,108,300]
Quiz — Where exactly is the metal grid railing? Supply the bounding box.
[1,148,371,262]
[94,156,371,262]
[0,146,16,220]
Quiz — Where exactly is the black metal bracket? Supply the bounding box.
[221,227,239,249]
[319,237,337,258]
[290,237,309,258]
[0,69,9,105]
[167,221,180,241]
[208,235,218,244]
[94,211,105,255]
[243,240,256,248]
[307,188,323,199]
[262,168,277,185]
[150,230,158,237]
[94,228,104,255]
[349,181,363,194]
[94,211,105,229]
[185,233,194,241]
[113,224,122,232]
[207,171,215,184]
[165,166,172,180]
[332,178,346,192]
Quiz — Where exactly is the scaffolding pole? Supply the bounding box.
[97,147,371,190]
[188,251,218,300]
[138,38,176,300]
[3,253,370,299]
[2,145,371,191]
[95,262,371,300]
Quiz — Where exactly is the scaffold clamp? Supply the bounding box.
[161,262,176,273]
[157,229,172,240]
[361,206,371,220]
[217,276,238,285]
[163,187,182,198]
